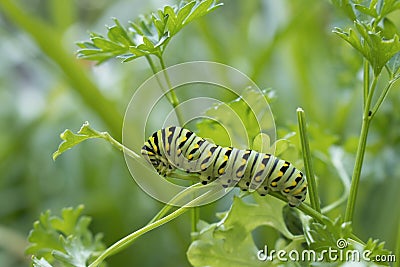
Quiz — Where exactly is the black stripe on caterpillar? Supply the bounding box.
[141,126,307,207]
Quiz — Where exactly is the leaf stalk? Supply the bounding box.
[296,108,320,213]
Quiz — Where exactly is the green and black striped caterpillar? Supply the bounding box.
[141,126,307,207]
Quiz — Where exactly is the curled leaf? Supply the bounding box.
[52,121,102,160]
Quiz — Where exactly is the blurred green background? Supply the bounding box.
[0,0,399,266]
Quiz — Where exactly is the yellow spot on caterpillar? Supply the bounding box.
[188,154,193,160]
[271,182,277,187]
[194,143,199,149]
[297,173,302,178]
[166,143,170,152]
[242,159,247,164]
[223,155,229,161]
[255,176,262,182]
[277,171,283,177]
[293,186,305,195]
[284,189,290,193]
[236,171,243,177]
[284,163,289,167]
[201,164,207,170]
[177,149,182,155]
[218,168,225,174]
[292,181,297,186]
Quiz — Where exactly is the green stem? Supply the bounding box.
[158,57,185,125]
[363,59,370,109]
[89,189,215,267]
[89,205,190,267]
[269,191,364,245]
[269,191,324,223]
[321,148,351,214]
[158,56,197,234]
[86,123,140,159]
[296,108,320,213]
[145,55,168,94]
[344,75,378,222]
[370,76,400,119]
[148,182,202,224]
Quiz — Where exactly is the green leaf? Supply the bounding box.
[364,238,392,264]
[26,205,105,266]
[152,10,167,37]
[352,0,400,22]
[52,235,105,267]
[196,88,276,151]
[107,25,131,47]
[387,51,400,75]
[91,37,125,51]
[304,216,351,251]
[32,257,53,267]
[187,196,294,267]
[117,54,141,63]
[334,21,400,75]
[378,0,400,19]
[354,3,378,18]
[52,121,102,160]
[251,133,272,154]
[379,18,399,39]
[184,0,223,26]
[176,1,197,26]
[142,36,155,49]
[76,0,222,64]
[282,205,304,236]
[331,0,356,21]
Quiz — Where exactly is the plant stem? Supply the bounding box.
[89,189,215,267]
[269,191,324,223]
[321,147,351,214]
[148,182,202,224]
[89,205,190,267]
[363,59,370,109]
[157,56,198,234]
[269,191,364,245]
[344,75,378,222]
[158,57,185,125]
[145,55,171,100]
[86,122,140,159]
[370,76,400,119]
[296,108,320,213]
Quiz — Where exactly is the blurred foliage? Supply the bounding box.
[187,195,293,267]
[27,205,105,267]
[0,0,399,266]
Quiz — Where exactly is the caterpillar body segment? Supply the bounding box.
[142,126,307,207]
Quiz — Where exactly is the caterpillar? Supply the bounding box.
[141,126,307,207]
